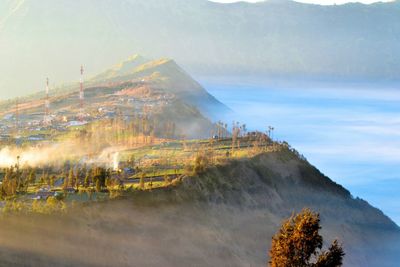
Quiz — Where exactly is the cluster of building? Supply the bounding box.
[0,67,179,145]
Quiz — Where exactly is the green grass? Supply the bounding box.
[129,169,184,179]
[1,135,282,212]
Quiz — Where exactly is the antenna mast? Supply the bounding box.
[15,98,19,136]
[79,65,84,121]
[44,77,50,125]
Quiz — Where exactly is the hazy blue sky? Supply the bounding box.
[212,0,394,4]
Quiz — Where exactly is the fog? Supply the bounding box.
[0,193,398,267]
[0,200,277,267]
[203,78,400,226]
[1,1,399,265]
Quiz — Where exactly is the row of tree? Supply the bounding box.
[0,164,123,199]
[77,113,177,152]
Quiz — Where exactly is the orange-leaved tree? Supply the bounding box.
[269,208,344,267]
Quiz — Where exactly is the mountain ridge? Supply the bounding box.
[88,55,232,121]
[1,0,399,98]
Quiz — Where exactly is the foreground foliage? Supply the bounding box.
[269,208,344,267]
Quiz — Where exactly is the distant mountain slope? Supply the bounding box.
[91,54,150,81]
[1,0,399,98]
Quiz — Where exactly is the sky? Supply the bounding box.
[212,0,394,4]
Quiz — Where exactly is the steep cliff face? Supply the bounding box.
[173,149,398,232]
[135,148,400,266]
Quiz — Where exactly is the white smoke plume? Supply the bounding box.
[0,143,77,168]
[0,143,126,169]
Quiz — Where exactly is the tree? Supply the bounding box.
[50,175,56,187]
[95,179,102,192]
[45,172,50,186]
[163,174,171,185]
[193,153,209,175]
[105,177,113,189]
[269,208,344,267]
[0,167,17,198]
[84,171,91,188]
[128,155,135,168]
[139,172,146,190]
[17,169,28,193]
[63,174,69,190]
[67,169,74,188]
[40,170,46,185]
[314,240,344,267]
[92,166,107,190]
[75,174,80,190]
[28,169,36,185]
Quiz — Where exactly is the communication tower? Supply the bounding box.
[79,65,85,121]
